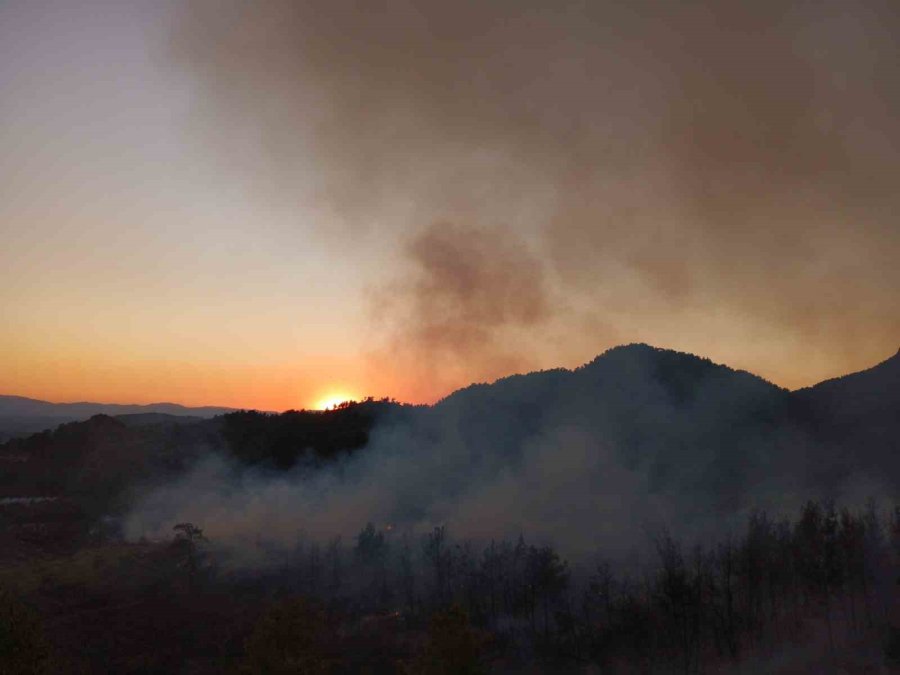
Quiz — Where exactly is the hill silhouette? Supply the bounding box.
[791,348,900,488]
[418,344,896,522]
[0,399,416,522]
[3,346,898,675]
[3,344,897,552]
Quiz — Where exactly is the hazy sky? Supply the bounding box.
[2,0,897,409]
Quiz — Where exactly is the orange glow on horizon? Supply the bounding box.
[312,392,359,411]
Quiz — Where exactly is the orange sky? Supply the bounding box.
[1,1,897,411]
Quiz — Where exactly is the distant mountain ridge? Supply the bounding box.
[0,394,238,418]
[0,395,241,440]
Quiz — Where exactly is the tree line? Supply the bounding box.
[202,498,900,672]
[5,498,900,672]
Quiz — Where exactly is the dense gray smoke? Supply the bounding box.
[140,0,900,568]
[125,423,674,566]
[371,221,553,393]
[124,346,897,568]
[169,0,900,385]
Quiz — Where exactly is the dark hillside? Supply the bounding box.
[3,346,900,673]
[794,349,899,438]
[0,415,221,515]
[791,349,900,489]
[4,345,897,533]
[426,344,797,514]
[221,398,419,469]
[0,400,418,524]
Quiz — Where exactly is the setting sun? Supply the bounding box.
[312,392,358,410]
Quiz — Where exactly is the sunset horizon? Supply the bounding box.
[3,1,897,415]
[3,340,897,412]
[2,2,899,670]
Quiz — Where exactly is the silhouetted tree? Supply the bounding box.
[173,522,206,592]
[398,535,418,617]
[526,545,569,642]
[326,536,343,594]
[423,526,448,606]
[355,522,390,605]
[654,532,700,674]
[712,536,740,659]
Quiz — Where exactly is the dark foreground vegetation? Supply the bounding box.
[2,346,897,671]
[3,499,900,673]
[0,398,412,519]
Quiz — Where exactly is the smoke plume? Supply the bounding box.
[124,345,897,568]
[168,0,900,389]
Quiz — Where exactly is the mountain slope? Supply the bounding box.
[5,344,897,554]
[423,344,797,514]
[795,348,899,419]
[792,349,900,480]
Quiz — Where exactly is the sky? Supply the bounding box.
[1,0,897,410]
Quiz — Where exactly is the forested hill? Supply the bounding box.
[791,347,900,483]
[426,344,897,506]
[2,345,897,522]
[0,399,414,514]
[219,399,420,468]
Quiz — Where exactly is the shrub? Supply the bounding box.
[419,604,485,675]
[242,597,336,674]
[884,623,900,666]
[0,589,51,675]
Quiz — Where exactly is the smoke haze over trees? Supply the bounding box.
[2,0,898,670]
[2,344,899,671]
[120,345,900,565]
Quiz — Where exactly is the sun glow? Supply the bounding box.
[312,392,358,410]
